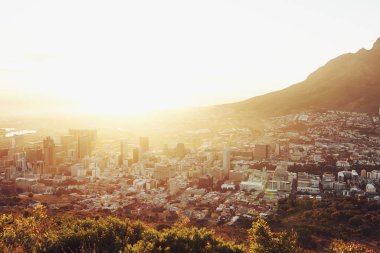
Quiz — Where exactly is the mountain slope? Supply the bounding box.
[218,37,380,118]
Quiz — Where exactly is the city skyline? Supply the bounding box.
[1,2,380,252]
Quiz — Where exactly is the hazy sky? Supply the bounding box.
[1,0,380,115]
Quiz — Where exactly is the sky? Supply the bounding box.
[0,0,380,115]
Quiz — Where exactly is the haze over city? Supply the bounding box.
[1,1,380,253]
[1,0,380,115]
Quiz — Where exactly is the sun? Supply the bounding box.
[65,86,190,116]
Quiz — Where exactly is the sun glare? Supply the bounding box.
[68,87,191,115]
[1,1,380,116]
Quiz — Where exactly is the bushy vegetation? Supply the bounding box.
[328,240,375,253]
[276,197,380,249]
[248,217,297,253]
[0,205,243,253]
[0,205,376,252]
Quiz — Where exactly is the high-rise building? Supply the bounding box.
[33,161,44,175]
[223,147,231,175]
[61,135,75,152]
[26,147,43,164]
[274,143,281,156]
[121,139,128,160]
[139,137,149,153]
[11,135,24,149]
[176,143,185,158]
[78,135,89,159]
[255,144,270,160]
[132,148,140,163]
[14,152,26,162]
[15,152,27,171]
[18,158,27,171]
[68,129,97,158]
[43,137,56,167]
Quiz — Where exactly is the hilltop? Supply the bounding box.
[212,37,380,119]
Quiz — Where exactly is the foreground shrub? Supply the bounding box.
[0,205,243,253]
[248,217,297,253]
[328,240,375,253]
[0,205,375,253]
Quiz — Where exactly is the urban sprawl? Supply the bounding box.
[1,110,380,228]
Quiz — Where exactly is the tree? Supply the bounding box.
[274,231,297,253]
[249,217,274,253]
[248,217,297,253]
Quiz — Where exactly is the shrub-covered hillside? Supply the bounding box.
[0,205,375,253]
[275,197,380,250]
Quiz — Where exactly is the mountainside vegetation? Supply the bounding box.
[0,204,376,253]
[274,197,380,250]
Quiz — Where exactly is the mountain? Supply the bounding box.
[216,37,380,118]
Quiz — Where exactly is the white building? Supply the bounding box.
[333,182,346,191]
[297,172,320,194]
[133,179,146,192]
[367,170,380,180]
[366,183,376,193]
[267,180,292,192]
[240,181,263,191]
[322,173,335,190]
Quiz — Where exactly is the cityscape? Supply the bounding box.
[1,109,380,251]
[1,1,380,252]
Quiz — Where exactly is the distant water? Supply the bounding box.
[1,128,16,132]
[5,130,36,137]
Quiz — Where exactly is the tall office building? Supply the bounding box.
[176,143,185,158]
[69,129,97,158]
[16,157,27,171]
[133,148,140,163]
[14,152,27,171]
[33,161,44,175]
[14,152,26,162]
[140,137,149,153]
[61,135,75,152]
[26,147,43,164]
[223,147,231,175]
[120,139,128,165]
[12,135,24,149]
[78,135,89,159]
[255,144,270,160]
[274,143,281,156]
[43,137,56,167]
